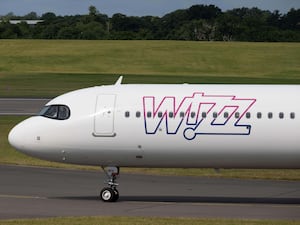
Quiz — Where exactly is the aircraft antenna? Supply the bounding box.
[115,76,123,85]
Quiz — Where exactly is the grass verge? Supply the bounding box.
[1,72,300,98]
[0,217,299,225]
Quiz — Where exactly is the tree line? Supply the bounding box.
[0,5,299,41]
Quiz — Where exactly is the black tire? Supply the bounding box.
[113,189,119,201]
[100,188,116,202]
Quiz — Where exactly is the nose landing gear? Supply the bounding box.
[100,166,119,202]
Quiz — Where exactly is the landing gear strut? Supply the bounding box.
[100,166,119,202]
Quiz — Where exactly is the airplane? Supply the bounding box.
[8,76,300,202]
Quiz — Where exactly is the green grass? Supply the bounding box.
[0,40,299,77]
[0,40,300,97]
[0,217,299,225]
[1,73,300,98]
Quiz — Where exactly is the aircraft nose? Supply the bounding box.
[8,117,40,156]
[8,117,62,162]
[8,122,28,153]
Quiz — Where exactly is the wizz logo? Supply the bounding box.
[143,92,256,140]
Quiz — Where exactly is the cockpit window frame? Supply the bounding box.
[38,104,71,120]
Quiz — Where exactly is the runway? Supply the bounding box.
[0,165,300,220]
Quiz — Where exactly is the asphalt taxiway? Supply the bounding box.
[0,98,50,115]
[0,165,299,220]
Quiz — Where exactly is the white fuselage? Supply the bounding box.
[8,84,300,169]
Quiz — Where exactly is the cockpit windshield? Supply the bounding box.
[38,105,70,120]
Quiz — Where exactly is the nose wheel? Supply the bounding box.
[100,187,119,202]
[100,166,119,202]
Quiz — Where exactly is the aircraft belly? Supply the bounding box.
[130,132,299,168]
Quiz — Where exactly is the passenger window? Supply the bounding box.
[125,111,130,118]
[235,112,240,118]
[169,112,174,118]
[224,112,229,118]
[158,112,163,118]
[39,105,70,120]
[213,112,218,118]
[180,112,185,118]
[246,112,251,119]
[147,112,152,118]
[202,112,207,118]
[191,112,196,118]
[279,112,284,119]
[136,111,141,118]
[290,112,295,119]
[257,112,262,119]
[268,112,273,119]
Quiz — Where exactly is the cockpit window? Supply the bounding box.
[38,105,70,120]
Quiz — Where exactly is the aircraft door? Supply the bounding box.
[93,94,116,137]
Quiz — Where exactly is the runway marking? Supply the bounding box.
[0,194,46,200]
[0,98,51,101]
[0,113,36,115]
[189,202,300,208]
[126,201,300,208]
